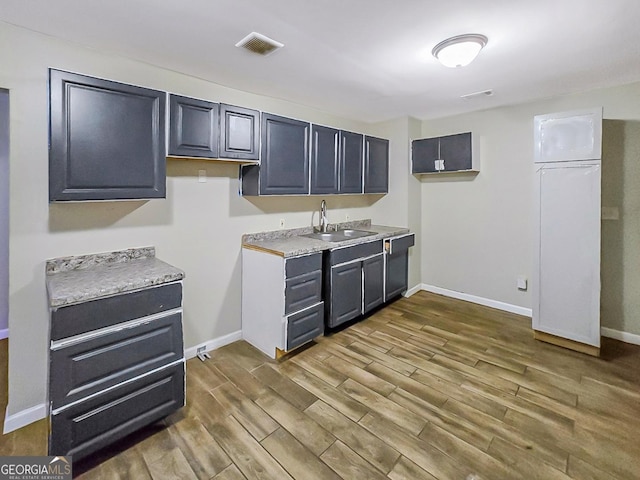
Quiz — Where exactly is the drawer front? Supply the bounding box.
[285,270,322,315]
[387,234,415,254]
[287,302,324,351]
[50,312,183,409]
[51,282,182,341]
[330,239,383,265]
[285,253,322,278]
[49,362,185,461]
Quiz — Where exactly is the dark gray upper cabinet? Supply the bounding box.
[411,137,439,173]
[412,132,477,174]
[364,136,389,193]
[49,69,166,202]
[310,125,340,194]
[340,131,364,193]
[168,94,219,158]
[243,113,310,195]
[219,104,260,160]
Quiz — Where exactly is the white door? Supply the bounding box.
[533,161,601,347]
[0,89,8,339]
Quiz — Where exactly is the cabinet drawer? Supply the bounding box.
[285,270,322,315]
[285,253,322,278]
[287,302,324,351]
[51,282,182,341]
[49,362,185,461]
[50,312,183,410]
[387,234,415,254]
[330,239,383,265]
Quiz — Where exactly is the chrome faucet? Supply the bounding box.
[320,200,328,232]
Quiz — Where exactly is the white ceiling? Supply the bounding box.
[3,0,640,123]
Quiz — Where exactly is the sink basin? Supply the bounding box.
[340,229,376,238]
[302,229,376,242]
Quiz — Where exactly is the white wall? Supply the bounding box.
[420,82,640,334]
[0,22,421,422]
[0,89,8,338]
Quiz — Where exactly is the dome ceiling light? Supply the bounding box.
[432,34,488,68]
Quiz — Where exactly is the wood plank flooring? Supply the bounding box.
[3,291,640,479]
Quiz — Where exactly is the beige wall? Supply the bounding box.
[0,22,421,418]
[420,82,640,334]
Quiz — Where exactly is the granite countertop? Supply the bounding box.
[46,247,185,308]
[242,220,411,257]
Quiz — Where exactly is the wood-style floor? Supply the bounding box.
[4,292,640,479]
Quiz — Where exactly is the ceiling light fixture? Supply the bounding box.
[432,34,488,68]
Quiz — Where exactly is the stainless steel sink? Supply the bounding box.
[302,229,376,242]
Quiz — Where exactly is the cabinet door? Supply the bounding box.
[220,104,259,160]
[340,131,363,193]
[310,125,340,194]
[260,113,310,195]
[364,136,389,193]
[411,137,439,173]
[386,250,409,301]
[168,94,219,158]
[363,254,384,313]
[329,262,362,327]
[533,162,601,347]
[49,69,166,201]
[440,132,472,171]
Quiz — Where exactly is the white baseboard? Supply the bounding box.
[0,329,7,340]
[420,283,533,317]
[601,327,640,346]
[184,330,242,360]
[404,284,422,298]
[3,403,47,434]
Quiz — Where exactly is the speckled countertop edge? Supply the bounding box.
[46,247,185,308]
[242,220,411,258]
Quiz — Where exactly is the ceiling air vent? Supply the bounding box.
[235,32,284,56]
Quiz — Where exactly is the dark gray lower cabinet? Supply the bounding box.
[48,282,185,462]
[326,240,384,328]
[329,262,363,327]
[50,363,184,461]
[287,303,324,350]
[364,136,389,194]
[363,254,384,312]
[385,234,415,301]
[49,69,166,202]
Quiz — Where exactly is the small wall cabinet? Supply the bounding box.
[168,94,219,158]
[364,136,389,193]
[241,113,311,195]
[412,132,478,174]
[168,96,260,161]
[242,249,324,358]
[49,69,166,202]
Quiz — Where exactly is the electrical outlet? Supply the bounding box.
[517,275,528,291]
[345,213,350,221]
[279,219,285,228]
[198,170,207,183]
